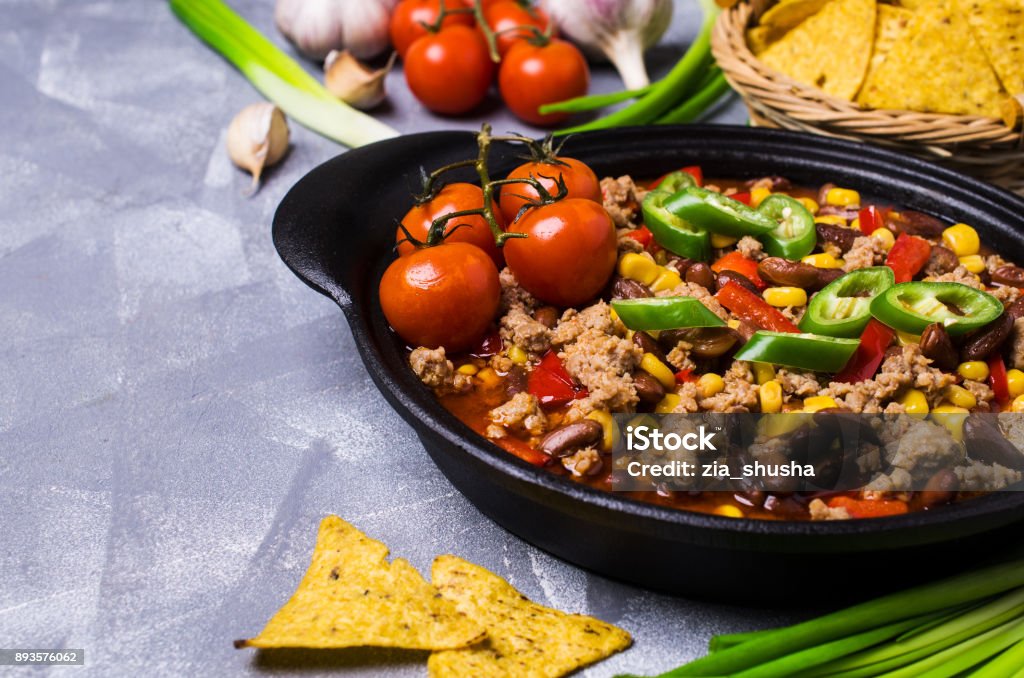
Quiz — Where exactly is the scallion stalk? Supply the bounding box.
[539,85,656,115]
[968,637,1024,677]
[654,71,731,125]
[879,617,1024,678]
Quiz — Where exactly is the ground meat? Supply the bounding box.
[779,305,806,324]
[1011,318,1024,370]
[499,267,539,314]
[963,379,995,405]
[821,241,843,259]
[884,419,963,475]
[488,392,547,437]
[842,236,887,272]
[925,265,982,289]
[670,381,701,413]
[809,498,850,520]
[776,369,821,400]
[736,236,766,261]
[551,301,621,346]
[823,345,955,412]
[991,285,1022,305]
[656,282,729,321]
[955,461,1022,491]
[666,342,696,373]
[986,254,1011,274]
[560,329,641,411]
[499,307,551,355]
[616,228,645,253]
[561,447,603,477]
[699,360,759,411]
[410,347,472,394]
[600,175,646,228]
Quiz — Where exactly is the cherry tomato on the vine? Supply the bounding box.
[499,156,601,225]
[499,38,589,126]
[395,183,504,266]
[483,0,554,57]
[380,242,501,352]
[405,25,495,115]
[503,199,617,307]
[389,0,474,59]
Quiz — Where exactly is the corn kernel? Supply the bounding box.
[826,187,861,207]
[897,330,922,346]
[900,389,929,414]
[797,197,819,214]
[943,385,977,410]
[851,217,861,232]
[1012,395,1024,413]
[711,233,739,249]
[655,393,681,414]
[759,413,810,438]
[649,268,683,293]
[871,227,896,251]
[476,367,501,387]
[618,253,660,285]
[1007,369,1024,398]
[942,223,980,257]
[813,215,848,227]
[714,505,744,518]
[586,410,617,452]
[698,373,725,399]
[610,308,620,324]
[957,361,990,382]
[753,362,776,385]
[727,319,741,330]
[507,345,529,365]
[763,286,808,307]
[457,363,479,376]
[759,380,783,414]
[801,253,842,269]
[750,187,772,208]
[641,353,676,390]
[803,396,838,413]
[932,406,969,440]
[959,254,986,274]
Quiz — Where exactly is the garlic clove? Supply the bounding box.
[226,102,290,193]
[323,49,396,110]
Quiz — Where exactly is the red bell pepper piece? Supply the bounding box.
[731,192,752,206]
[712,251,766,289]
[715,282,800,334]
[828,495,909,519]
[496,437,551,467]
[885,233,931,283]
[528,351,588,408]
[858,205,889,236]
[834,319,894,383]
[624,226,654,249]
[675,368,697,383]
[652,165,704,189]
[989,355,1011,407]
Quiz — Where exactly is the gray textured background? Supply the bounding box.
[0,1,801,675]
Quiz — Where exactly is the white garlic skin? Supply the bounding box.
[226,103,290,190]
[324,49,396,110]
[275,0,397,61]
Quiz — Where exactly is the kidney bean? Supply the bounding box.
[925,245,960,276]
[715,270,759,294]
[505,365,528,396]
[817,205,859,220]
[812,408,881,446]
[919,468,959,508]
[633,331,666,363]
[886,210,945,238]
[745,176,792,191]
[1008,298,1024,320]
[611,276,653,300]
[659,327,737,360]
[992,265,1024,289]
[757,257,820,289]
[961,313,1014,361]
[919,323,959,371]
[533,305,560,329]
[539,420,603,458]
[816,222,858,253]
[666,255,695,276]
[633,371,666,404]
[963,415,1024,470]
[685,262,715,291]
[817,183,835,206]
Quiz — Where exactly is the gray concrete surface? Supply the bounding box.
[0,1,800,675]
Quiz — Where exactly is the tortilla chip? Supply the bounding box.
[746,26,775,55]
[427,555,632,678]
[964,1,1024,95]
[238,517,486,650]
[867,5,914,75]
[858,4,1007,116]
[759,0,833,33]
[760,0,876,100]
[1004,94,1024,128]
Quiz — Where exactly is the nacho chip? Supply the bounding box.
[759,0,833,33]
[858,4,1006,116]
[867,5,914,75]
[1004,94,1024,128]
[427,555,632,678]
[760,0,876,100]
[238,516,486,650]
[964,1,1024,95]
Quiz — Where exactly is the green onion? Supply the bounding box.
[655,71,732,125]
[539,85,656,115]
[880,617,1024,678]
[968,637,1024,677]
[170,0,397,147]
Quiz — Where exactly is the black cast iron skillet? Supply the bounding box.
[273,126,1024,603]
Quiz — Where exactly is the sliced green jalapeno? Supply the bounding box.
[800,267,895,338]
[757,194,816,260]
[655,170,698,194]
[641,190,710,261]
[733,331,861,373]
[663,187,778,238]
[611,297,725,331]
[870,282,1003,336]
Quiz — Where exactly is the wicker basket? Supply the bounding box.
[711,0,1024,195]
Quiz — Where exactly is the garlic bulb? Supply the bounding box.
[324,49,396,110]
[275,0,397,61]
[226,103,290,191]
[546,0,674,90]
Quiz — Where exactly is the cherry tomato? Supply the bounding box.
[499,38,589,126]
[395,183,504,266]
[389,0,473,59]
[499,156,601,225]
[380,242,501,352]
[503,199,617,307]
[405,25,495,115]
[483,1,554,56]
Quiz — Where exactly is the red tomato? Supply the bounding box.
[389,0,473,59]
[499,38,589,126]
[380,242,500,352]
[395,183,504,266]
[499,156,600,225]
[503,199,617,307]
[405,25,495,115]
[483,1,553,56]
